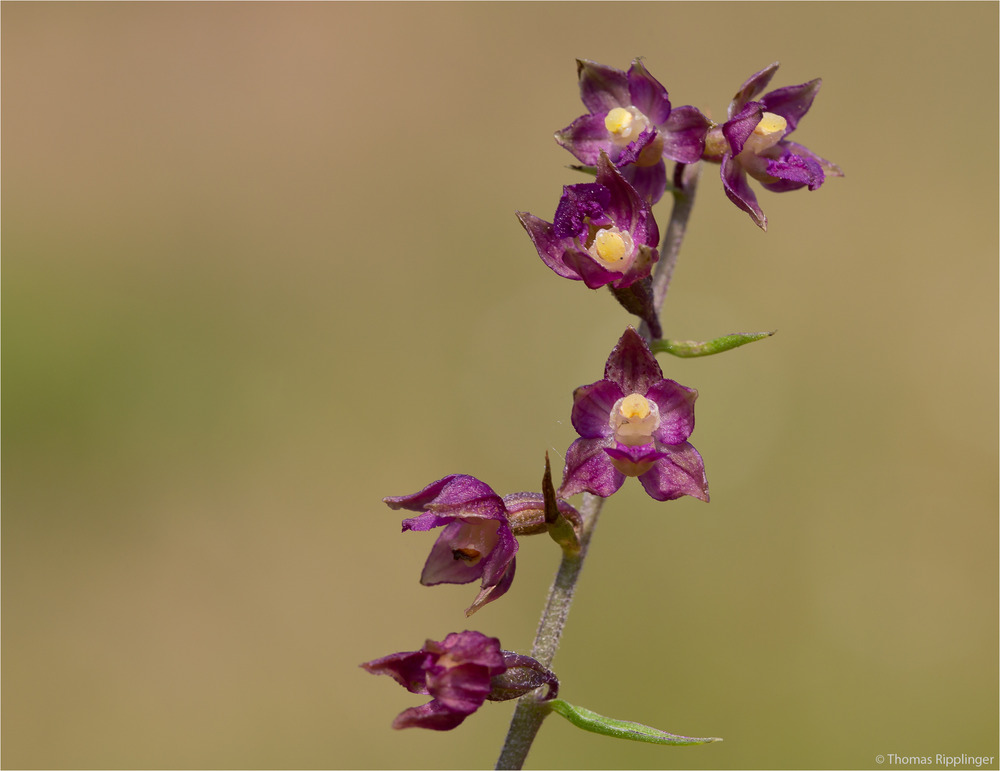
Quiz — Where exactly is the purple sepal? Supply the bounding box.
[596,151,659,246]
[627,59,672,125]
[554,112,615,166]
[560,437,626,498]
[722,101,764,157]
[385,475,518,615]
[517,212,586,281]
[604,325,664,395]
[759,79,821,134]
[577,58,630,113]
[661,105,711,163]
[722,155,766,230]
[729,61,780,117]
[621,162,667,206]
[362,631,507,731]
[558,328,708,503]
[637,442,709,502]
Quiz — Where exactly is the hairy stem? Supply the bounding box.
[642,161,702,341]
[496,161,701,770]
[495,492,603,770]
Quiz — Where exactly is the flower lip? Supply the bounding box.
[610,393,661,446]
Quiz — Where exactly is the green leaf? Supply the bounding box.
[651,330,775,358]
[548,699,722,746]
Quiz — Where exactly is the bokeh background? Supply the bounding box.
[3,3,997,769]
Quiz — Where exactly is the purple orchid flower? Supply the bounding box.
[555,58,710,204]
[703,62,843,231]
[384,475,524,616]
[517,152,659,291]
[559,327,709,503]
[362,631,559,731]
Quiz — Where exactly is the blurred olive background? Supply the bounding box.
[3,3,997,769]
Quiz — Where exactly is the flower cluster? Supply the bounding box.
[364,57,837,737]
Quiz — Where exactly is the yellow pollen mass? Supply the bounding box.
[604,107,634,137]
[620,394,651,420]
[754,112,788,137]
[594,229,627,264]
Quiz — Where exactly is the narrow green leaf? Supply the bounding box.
[651,330,775,358]
[548,699,722,746]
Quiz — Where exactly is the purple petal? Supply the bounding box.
[723,101,763,157]
[570,379,622,438]
[661,105,710,163]
[427,662,494,712]
[615,127,657,167]
[553,183,612,239]
[577,59,630,114]
[729,62,780,117]
[645,379,698,444]
[361,649,432,694]
[384,475,501,514]
[420,520,496,586]
[761,151,825,192]
[595,153,659,247]
[760,79,820,134]
[604,326,664,395]
[620,161,667,206]
[516,211,580,280]
[436,631,506,673]
[721,156,766,231]
[627,59,672,125]
[554,113,617,166]
[637,442,710,502]
[559,437,624,498]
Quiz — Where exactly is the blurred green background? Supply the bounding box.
[3,3,997,769]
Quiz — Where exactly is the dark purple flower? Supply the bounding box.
[361,631,507,730]
[559,327,709,502]
[703,62,843,231]
[517,152,659,290]
[555,59,710,204]
[362,631,559,731]
[385,475,520,616]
